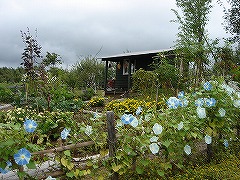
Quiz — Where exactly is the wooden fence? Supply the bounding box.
[0,111,118,180]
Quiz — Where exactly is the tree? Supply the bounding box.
[221,0,240,45]
[172,0,213,86]
[42,52,62,68]
[71,56,105,89]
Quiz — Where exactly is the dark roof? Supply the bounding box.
[101,48,173,61]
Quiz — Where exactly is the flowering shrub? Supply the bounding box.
[105,98,166,114]
[86,97,105,107]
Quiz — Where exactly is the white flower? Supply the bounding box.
[196,107,206,119]
[45,176,56,180]
[149,143,159,154]
[130,117,139,128]
[218,108,226,117]
[233,100,240,108]
[177,121,184,130]
[205,135,212,144]
[150,136,159,142]
[152,123,163,135]
[184,145,191,155]
[85,125,92,136]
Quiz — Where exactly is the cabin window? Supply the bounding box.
[123,60,135,75]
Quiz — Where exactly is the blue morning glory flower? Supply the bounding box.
[223,139,229,148]
[130,117,139,128]
[150,136,159,142]
[196,107,206,119]
[24,119,38,133]
[61,128,70,140]
[205,98,216,107]
[0,168,8,174]
[14,148,31,165]
[178,91,184,99]
[179,98,189,107]
[177,121,184,130]
[149,143,159,154]
[205,135,212,144]
[153,123,163,135]
[6,161,12,167]
[221,84,235,95]
[85,125,93,136]
[218,108,226,117]
[203,82,212,91]
[233,100,240,108]
[166,97,180,109]
[121,114,135,124]
[184,145,191,155]
[0,160,12,174]
[135,106,142,116]
[195,98,204,107]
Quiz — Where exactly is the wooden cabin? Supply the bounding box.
[101,49,174,95]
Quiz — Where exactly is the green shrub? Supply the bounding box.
[0,84,14,103]
[81,88,95,101]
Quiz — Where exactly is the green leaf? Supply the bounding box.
[140,159,149,166]
[162,140,171,148]
[163,162,172,170]
[74,169,80,177]
[157,170,165,177]
[67,162,74,170]
[86,160,93,167]
[0,139,15,147]
[64,150,71,157]
[66,171,75,178]
[190,132,198,139]
[61,157,68,167]
[136,166,144,174]
[26,160,36,169]
[112,164,122,172]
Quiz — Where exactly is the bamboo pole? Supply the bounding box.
[31,141,95,155]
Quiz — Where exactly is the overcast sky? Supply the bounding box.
[0,0,230,69]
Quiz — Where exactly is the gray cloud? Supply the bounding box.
[0,0,229,68]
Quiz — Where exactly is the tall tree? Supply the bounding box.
[172,0,212,86]
[42,52,62,68]
[72,56,105,89]
[222,0,240,45]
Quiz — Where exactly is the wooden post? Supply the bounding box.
[106,111,118,180]
[207,144,213,163]
[104,60,108,94]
